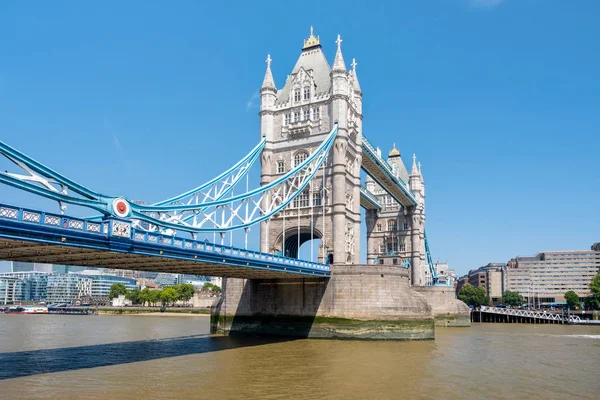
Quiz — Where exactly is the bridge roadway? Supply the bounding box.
[0,203,330,279]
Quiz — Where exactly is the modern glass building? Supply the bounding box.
[0,271,50,301]
[0,276,24,304]
[154,273,178,287]
[77,271,137,296]
[9,261,53,273]
[46,275,92,304]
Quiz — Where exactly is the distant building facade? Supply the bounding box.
[77,270,137,297]
[0,276,24,304]
[0,271,50,302]
[46,275,92,304]
[458,242,600,305]
[506,246,600,303]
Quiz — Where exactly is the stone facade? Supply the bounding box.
[210,29,471,340]
[365,153,427,286]
[212,266,435,340]
[413,286,471,327]
[259,30,363,265]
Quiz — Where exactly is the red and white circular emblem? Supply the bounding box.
[112,198,130,218]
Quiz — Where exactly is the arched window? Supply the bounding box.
[294,151,308,167]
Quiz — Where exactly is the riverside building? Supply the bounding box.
[506,245,600,303]
[78,270,137,296]
[46,275,92,304]
[458,242,600,305]
[0,271,49,302]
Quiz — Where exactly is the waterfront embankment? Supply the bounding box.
[95,306,210,315]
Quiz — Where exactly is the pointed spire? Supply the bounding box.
[411,153,419,175]
[261,54,276,90]
[389,142,400,158]
[332,34,347,72]
[350,58,362,92]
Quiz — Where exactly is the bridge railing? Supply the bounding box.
[0,203,330,273]
[479,306,582,323]
[131,229,330,272]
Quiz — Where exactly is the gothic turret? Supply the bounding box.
[261,54,276,91]
[409,154,422,193]
[260,54,277,141]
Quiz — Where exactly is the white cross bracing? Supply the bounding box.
[129,126,338,234]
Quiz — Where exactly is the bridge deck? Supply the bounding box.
[0,204,329,279]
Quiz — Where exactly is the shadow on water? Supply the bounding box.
[0,334,295,380]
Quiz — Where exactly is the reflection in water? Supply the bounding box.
[1,315,599,400]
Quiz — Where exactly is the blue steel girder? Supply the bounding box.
[359,185,381,211]
[0,203,330,279]
[361,135,417,207]
[424,230,438,285]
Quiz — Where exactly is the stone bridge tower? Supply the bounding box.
[259,28,363,264]
[364,150,427,286]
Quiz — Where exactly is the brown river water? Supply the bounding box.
[0,314,599,400]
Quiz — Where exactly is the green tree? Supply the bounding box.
[502,291,524,308]
[202,282,222,293]
[160,287,179,307]
[108,283,127,299]
[564,291,580,310]
[139,287,151,306]
[125,288,141,304]
[589,274,600,299]
[583,296,599,310]
[175,283,195,304]
[148,289,162,306]
[458,283,489,307]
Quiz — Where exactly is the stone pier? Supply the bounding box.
[211,265,435,340]
[413,286,471,327]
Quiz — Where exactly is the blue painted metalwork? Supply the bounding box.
[424,230,439,286]
[361,135,417,206]
[0,203,330,277]
[359,185,381,210]
[125,125,338,233]
[0,125,337,235]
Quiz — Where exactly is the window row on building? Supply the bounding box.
[375,221,410,232]
[283,107,321,125]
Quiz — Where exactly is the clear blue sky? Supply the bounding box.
[0,0,598,276]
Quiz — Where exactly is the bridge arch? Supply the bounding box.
[275,226,325,261]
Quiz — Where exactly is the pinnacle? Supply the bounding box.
[411,153,419,176]
[261,54,276,90]
[332,34,347,72]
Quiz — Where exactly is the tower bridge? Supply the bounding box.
[0,27,469,339]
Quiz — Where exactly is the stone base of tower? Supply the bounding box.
[210,265,434,340]
[413,286,471,327]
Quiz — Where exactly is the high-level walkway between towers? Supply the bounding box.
[361,135,417,207]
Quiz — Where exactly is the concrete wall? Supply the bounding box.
[413,286,470,327]
[211,265,434,340]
